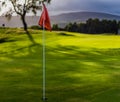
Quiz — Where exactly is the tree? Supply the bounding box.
[0,0,51,43]
[72,22,78,32]
[65,23,73,32]
[111,20,118,34]
[52,24,59,30]
[78,23,87,33]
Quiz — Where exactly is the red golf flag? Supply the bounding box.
[38,3,51,31]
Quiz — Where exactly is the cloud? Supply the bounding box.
[48,0,120,15]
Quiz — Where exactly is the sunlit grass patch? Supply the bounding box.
[0,29,120,102]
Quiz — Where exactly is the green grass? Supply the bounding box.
[0,28,120,102]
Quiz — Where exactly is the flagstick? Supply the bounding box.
[42,19,46,101]
[40,1,51,101]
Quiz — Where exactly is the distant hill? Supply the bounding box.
[0,12,120,28]
[51,12,120,28]
[51,11,120,23]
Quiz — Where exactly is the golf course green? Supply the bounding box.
[0,28,120,102]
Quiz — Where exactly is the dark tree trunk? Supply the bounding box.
[21,15,36,44]
[21,15,28,31]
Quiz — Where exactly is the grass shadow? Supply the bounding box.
[0,38,17,43]
[58,32,75,36]
[0,43,120,102]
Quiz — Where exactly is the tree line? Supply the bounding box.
[53,18,120,34]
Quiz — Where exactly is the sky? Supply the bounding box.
[47,0,120,15]
[1,0,120,16]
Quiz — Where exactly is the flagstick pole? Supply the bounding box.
[42,18,46,101]
[40,1,51,101]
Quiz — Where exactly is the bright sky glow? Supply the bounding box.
[1,0,120,16]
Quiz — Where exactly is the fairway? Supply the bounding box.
[0,28,120,102]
